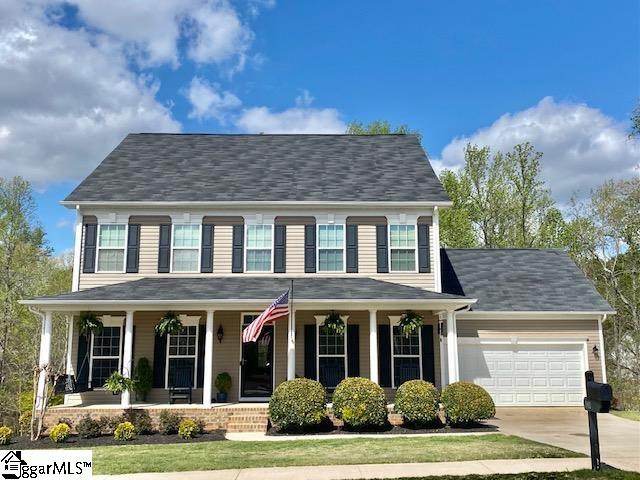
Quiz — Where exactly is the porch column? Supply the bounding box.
[446,310,460,384]
[287,309,296,380]
[35,310,53,411]
[121,310,134,408]
[202,310,215,406]
[65,315,73,375]
[369,310,379,384]
[439,319,449,387]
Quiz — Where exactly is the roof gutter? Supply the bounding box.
[60,200,454,209]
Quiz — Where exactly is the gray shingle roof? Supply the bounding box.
[64,134,449,203]
[26,277,468,303]
[441,248,613,312]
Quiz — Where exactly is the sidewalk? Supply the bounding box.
[93,457,592,480]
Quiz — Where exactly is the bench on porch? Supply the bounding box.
[168,366,193,404]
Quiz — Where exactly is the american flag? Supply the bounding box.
[242,290,289,343]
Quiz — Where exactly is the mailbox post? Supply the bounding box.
[583,370,613,471]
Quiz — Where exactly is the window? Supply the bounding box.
[316,317,347,388]
[317,224,344,272]
[172,224,200,272]
[96,224,126,272]
[246,225,273,272]
[89,325,122,388]
[166,324,199,388]
[391,320,421,388]
[389,224,417,272]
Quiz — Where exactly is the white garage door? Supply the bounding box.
[459,343,585,406]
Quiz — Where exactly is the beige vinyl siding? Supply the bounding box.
[286,225,305,274]
[457,317,603,382]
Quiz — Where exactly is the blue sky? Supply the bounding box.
[1,0,638,254]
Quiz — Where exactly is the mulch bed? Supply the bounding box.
[0,430,226,449]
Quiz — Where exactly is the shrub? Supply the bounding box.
[99,415,122,434]
[394,380,440,427]
[332,377,387,430]
[49,423,71,443]
[215,372,232,393]
[178,419,199,439]
[0,426,13,445]
[123,409,154,435]
[158,410,182,435]
[441,382,496,426]
[76,415,103,439]
[114,421,136,441]
[269,378,327,431]
[134,358,153,401]
[57,417,74,428]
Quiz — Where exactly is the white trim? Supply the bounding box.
[88,319,124,389]
[165,315,201,389]
[432,206,441,292]
[244,224,274,273]
[95,223,128,273]
[170,224,202,273]
[598,314,607,383]
[388,315,422,388]
[65,315,74,376]
[62,200,454,209]
[239,312,276,401]
[202,310,215,406]
[369,310,378,384]
[315,315,349,387]
[388,224,418,273]
[316,224,346,273]
[72,207,82,291]
[456,311,614,320]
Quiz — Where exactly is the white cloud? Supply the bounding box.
[0,2,180,185]
[295,90,314,107]
[436,97,640,203]
[185,76,241,121]
[56,218,71,229]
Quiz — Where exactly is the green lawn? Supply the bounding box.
[611,410,640,422]
[386,470,640,480]
[92,434,581,475]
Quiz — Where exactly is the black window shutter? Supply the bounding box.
[232,224,244,273]
[304,324,317,379]
[201,224,214,273]
[346,224,358,273]
[378,324,392,387]
[126,224,141,273]
[418,224,431,273]
[421,325,435,384]
[376,225,389,273]
[157,224,172,273]
[152,333,168,388]
[76,332,90,391]
[347,324,360,377]
[304,225,316,273]
[197,324,206,388]
[274,225,286,273]
[82,223,97,273]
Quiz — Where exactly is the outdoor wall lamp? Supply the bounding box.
[592,345,599,358]
[217,325,224,343]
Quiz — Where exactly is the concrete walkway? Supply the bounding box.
[492,407,640,473]
[93,457,592,480]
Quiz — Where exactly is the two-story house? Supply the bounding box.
[24,133,612,423]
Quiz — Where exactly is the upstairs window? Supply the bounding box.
[246,225,273,272]
[97,224,126,272]
[389,225,417,272]
[172,224,200,272]
[317,224,344,272]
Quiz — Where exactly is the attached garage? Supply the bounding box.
[459,341,586,406]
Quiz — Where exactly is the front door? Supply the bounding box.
[240,314,274,399]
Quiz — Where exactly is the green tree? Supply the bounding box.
[346,120,422,141]
[631,101,640,138]
[438,170,477,248]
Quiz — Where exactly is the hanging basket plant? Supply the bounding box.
[398,311,423,336]
[103,371,135,395]
[323,311,345,335]
[76,312,103,338]
[155,311,183,337]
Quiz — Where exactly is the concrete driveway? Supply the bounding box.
[492,407,640,472]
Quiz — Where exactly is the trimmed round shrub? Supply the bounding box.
[269,378,327,432]
[49,423,71,443]
[158,410,182,435]
[178,419,198,439]
[394,380,440,426]
[442,382,496,426]
[76,415,103,439]
[332,377,387,430]
[0,426,13,445]
[114,421,136,441]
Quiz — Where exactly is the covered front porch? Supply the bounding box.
[22,277,475,410]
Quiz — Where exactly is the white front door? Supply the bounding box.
[459,343,585,406]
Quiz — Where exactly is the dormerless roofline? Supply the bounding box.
[61,200,454,209]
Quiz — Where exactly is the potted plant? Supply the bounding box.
[104,371,135,395]
[398,310,424,336]
[215,372,232,402]
[133,358,153,402]
[323,310,345,334]
[155,311,182,336]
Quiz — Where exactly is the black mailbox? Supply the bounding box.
[584,371,612,414]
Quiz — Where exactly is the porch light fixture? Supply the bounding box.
[592,344,599,358]
[217,325,224,343]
